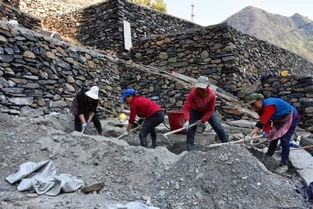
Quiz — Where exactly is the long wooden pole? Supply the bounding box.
[291,144,313,151]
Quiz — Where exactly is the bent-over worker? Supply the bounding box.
[244,93,300,174]
[72,86,104,135]
[120,88,164,148]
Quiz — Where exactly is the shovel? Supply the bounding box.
[117,125,142,139]
[208,135,264,148]
[162,121,199,141]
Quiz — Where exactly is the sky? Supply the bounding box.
[164,0,313,26]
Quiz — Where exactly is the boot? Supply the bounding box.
[275,164,288,174]
[152,139,157,148]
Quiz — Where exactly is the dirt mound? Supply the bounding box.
[149,146,306,209]
[0,113,308,209]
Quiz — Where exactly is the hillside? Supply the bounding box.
[225,6,313,62]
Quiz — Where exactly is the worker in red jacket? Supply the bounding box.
[120,89,164,148]
[183,76,229,151]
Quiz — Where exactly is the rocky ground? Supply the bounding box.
[0,113,312,209]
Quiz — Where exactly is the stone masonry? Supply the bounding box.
[0,21,121,117]
[128,23,313,97]
[0,1,312,129]
[0,20,254,123]
[4,0,103,19]
[42,0,200,53]
[260,76,313,130]
[0,1,41,31]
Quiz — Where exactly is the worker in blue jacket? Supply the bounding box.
[244,93,300,174]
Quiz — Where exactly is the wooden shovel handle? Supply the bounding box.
[163,121,199,137]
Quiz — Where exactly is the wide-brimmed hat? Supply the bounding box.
[195,76,209,89]
[86,86,99,100]
[244,93,264,104]
[120,88,136,101]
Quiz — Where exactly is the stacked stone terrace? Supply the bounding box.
[128,24,313,96]
[0,22,121,116]
[260,76,313,130]
[0,0,312,129]
[41,0,200,52]
[0,1,41,30]
[3,0,103,18]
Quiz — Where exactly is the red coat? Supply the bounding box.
[129,96,162,124]
[183,88,216,123]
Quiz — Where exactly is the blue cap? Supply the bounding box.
[120,88,136,101]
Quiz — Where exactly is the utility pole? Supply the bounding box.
[191,3,195,22]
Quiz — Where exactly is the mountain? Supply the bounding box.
[225,6,313,62]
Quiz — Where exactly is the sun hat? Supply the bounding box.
[244,93,264,104]
[195,76,209,89]
[120,88,136,101]
[85,86,99,100]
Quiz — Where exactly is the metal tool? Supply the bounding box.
[117,125,141,139]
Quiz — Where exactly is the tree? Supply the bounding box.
[129,0,166,12]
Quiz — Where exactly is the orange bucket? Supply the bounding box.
[167,110,186,134]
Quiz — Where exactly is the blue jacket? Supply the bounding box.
[263,98,296,120]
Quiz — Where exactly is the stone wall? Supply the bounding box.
[0,21,121,117]
[0,19,247,122]
[3,0,19,8]
[0,2,41,31]
[42,0,200,53]
[128,24,235,90]
[260,76,313,130]
[232,28,313,93]
[117,62,250,121]
[3,0,103,19]
[128,23,313,97]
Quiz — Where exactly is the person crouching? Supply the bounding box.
[120,89,164,148]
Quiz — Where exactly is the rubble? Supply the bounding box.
[0,113,312,208]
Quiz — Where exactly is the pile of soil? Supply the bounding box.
[0,113,308,209]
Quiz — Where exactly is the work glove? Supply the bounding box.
[200,121,209,127]
[82,122,88,129]
[262,132,269,138]
[183,121,190,130]
[198,122,209,132]
[244,135,253,143]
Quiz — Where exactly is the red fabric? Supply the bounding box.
[258,105,276,133]
[129,96,162,124]
[183,88,216,123]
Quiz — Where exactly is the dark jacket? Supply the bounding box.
[72,91,98,116]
